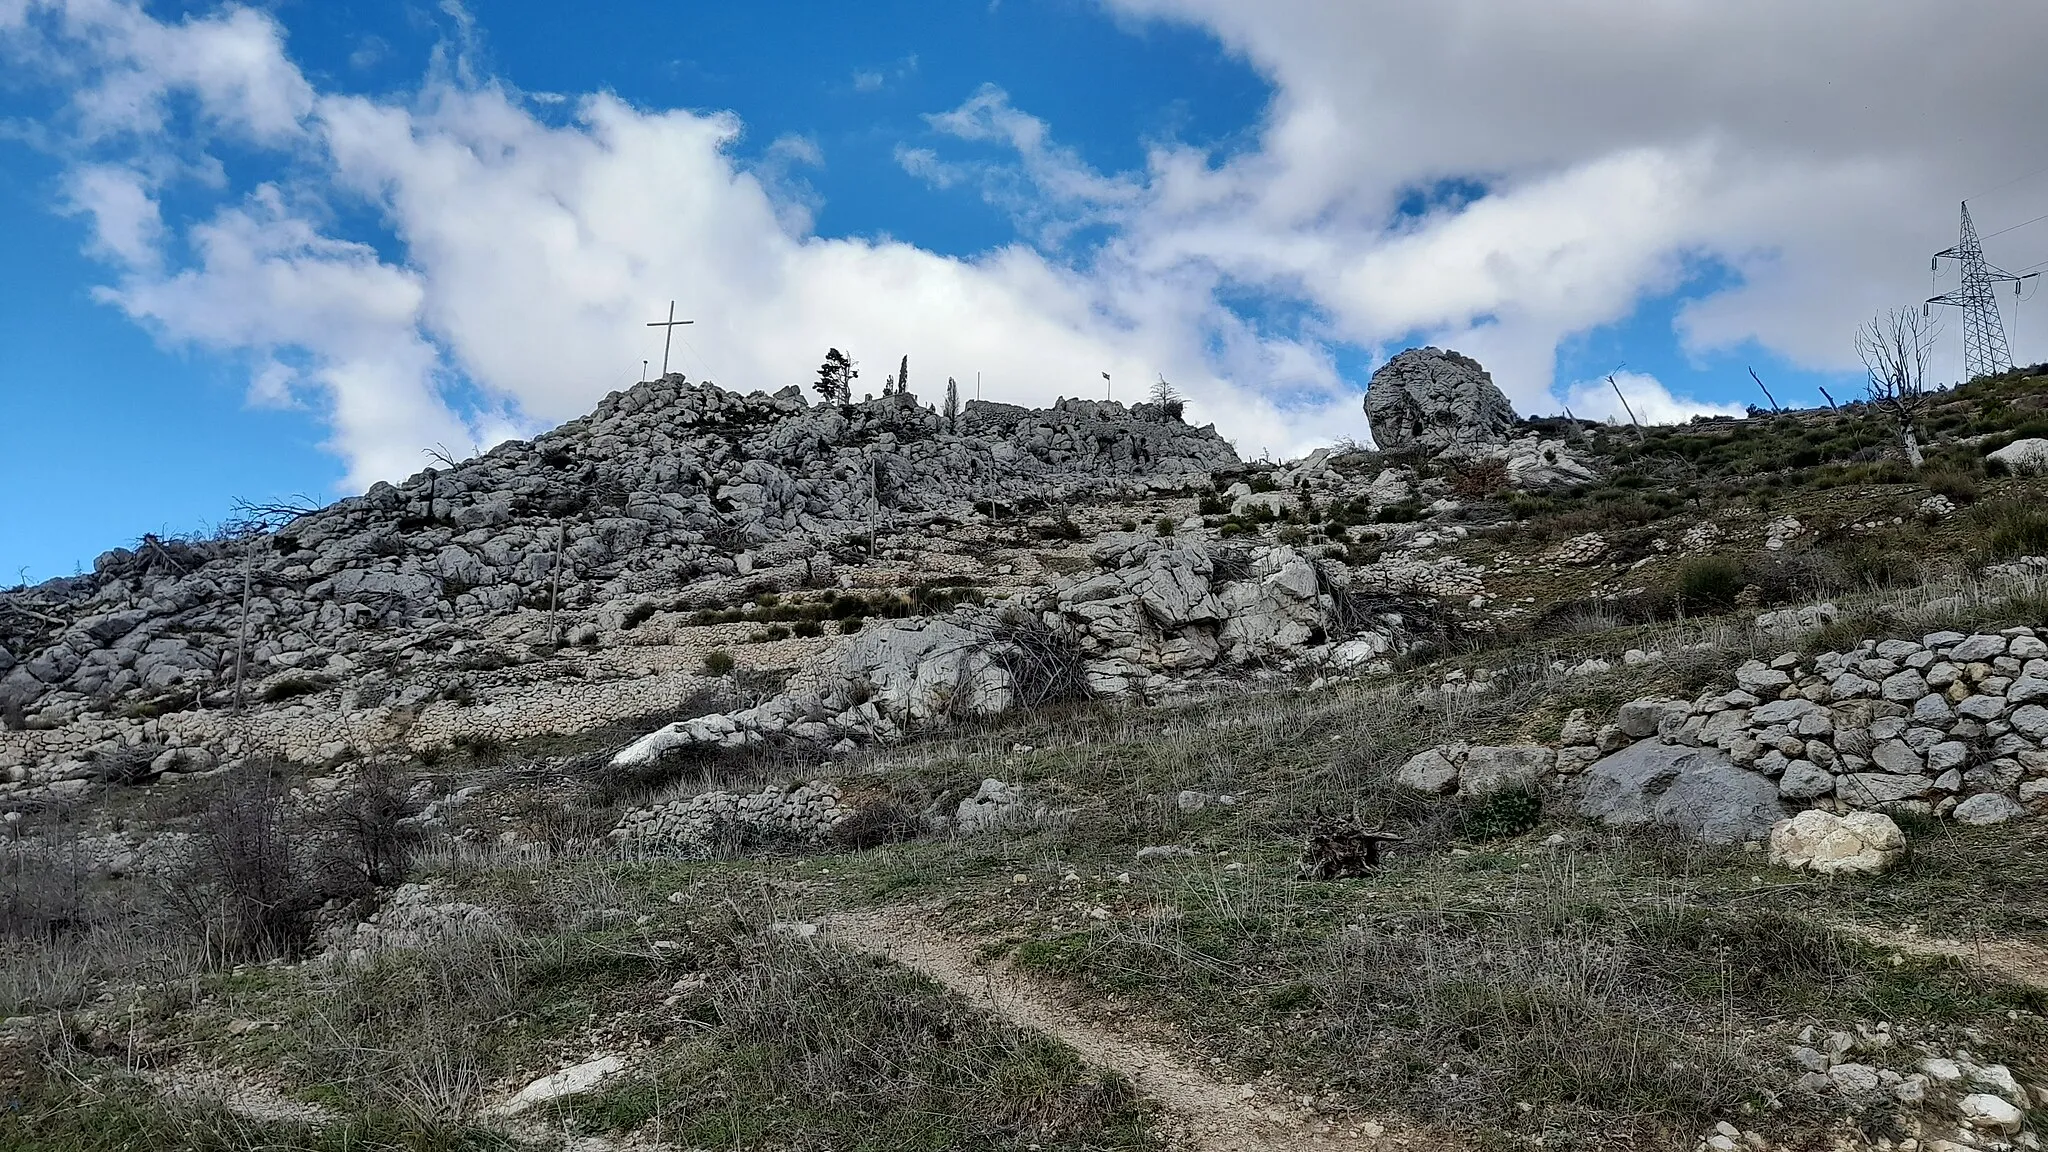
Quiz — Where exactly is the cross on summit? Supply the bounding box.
[647,301,694,378]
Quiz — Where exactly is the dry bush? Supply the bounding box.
[1446,456,1510,500]
[1311,908,1759,1135]
[161,765,336,963]
[0,824,85,941]
[695,930,1145,1148]
[303,933,526,1130]
[321,761,425,889]
[985,610,1091,708]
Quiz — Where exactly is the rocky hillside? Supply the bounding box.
[5,352,2048,1152]
[0,377,1232,724]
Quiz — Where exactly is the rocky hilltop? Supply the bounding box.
[0,378,1232,729]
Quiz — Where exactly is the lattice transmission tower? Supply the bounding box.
[1926,201,2039,380]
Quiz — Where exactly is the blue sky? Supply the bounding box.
[4,0,2048,583]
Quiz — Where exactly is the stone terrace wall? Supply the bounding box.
[1561,627,2048,824]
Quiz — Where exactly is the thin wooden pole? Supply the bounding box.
[547,523,566,647]
[1748,367,1782,413]
[232,546,253,713]
[1608,374,1646,441]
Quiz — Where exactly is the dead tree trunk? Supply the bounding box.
[232,546,254,713]
[547,523,567,647]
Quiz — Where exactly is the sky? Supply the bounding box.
[4,1,2048,583]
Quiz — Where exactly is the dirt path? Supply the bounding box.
[831,912,1452,1152]
[1839,923,2048,992]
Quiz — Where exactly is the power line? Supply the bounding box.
[1981,210,2048,241]
[1968,158,2048,203]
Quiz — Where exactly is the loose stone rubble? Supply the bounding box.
[610,780,858,856]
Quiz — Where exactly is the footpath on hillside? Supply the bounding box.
[830,911,1457,1152]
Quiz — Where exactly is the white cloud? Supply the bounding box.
[6,2,1347,483]
[764,133,821,168]
[1563,371,1746,428]
[347,35,387,71]
[1098,0,2048,397]
[851,69,883,92]
[14,0,2048,493]
[62,162,160,269]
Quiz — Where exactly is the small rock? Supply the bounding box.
[495,1056,626,1116]
[1953,793,2026,826]
[1958,1092,2023,1133]
[1828,1063,1881,1095]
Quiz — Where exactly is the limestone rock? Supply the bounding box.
[1952,792,2026,825]
[1578,742,1788,844]
[1769,810,1906,876]
[495,1056,626,1116]
[1957,1092,2024,1133]
[1363,347,1518,454]
[1394,748,1460,795]
[1459,745,1551,797]
[1987,437,2048,474]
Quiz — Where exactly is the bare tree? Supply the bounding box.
[1856,306,1941,469]
[1147,375,1184,422]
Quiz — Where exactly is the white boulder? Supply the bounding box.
[1768,810,1907,876]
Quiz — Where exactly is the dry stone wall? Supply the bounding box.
[1569,627,2048,823]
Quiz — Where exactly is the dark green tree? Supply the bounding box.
[814,348,857,405]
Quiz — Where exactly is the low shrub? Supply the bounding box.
[703,650,736,677]
[1970,499,2048,561]
[1459,789,1542,841]
[1448,457,1510,500]
[1670,554,1744,613]
[1923,467,1981,504]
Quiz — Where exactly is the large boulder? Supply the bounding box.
[1364,347,1519,454]
[1459,745,1552,796]
[1987,437,2048,474]
[1768,810,1906,875]
[1578,742,1789,844]
[836,616,1015,723]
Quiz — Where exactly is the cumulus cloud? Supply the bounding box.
[6,0,1347,484]
[62,162,160,269]
[1564,371,1746,429]
[11,0,2045,490]
[1099,0,2048,396]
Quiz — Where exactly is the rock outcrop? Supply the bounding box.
[1364,347,1519,454]
[609,537,1418,767]
[0,379,1237,730]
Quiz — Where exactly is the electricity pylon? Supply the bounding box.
[1926,201,2038,380]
